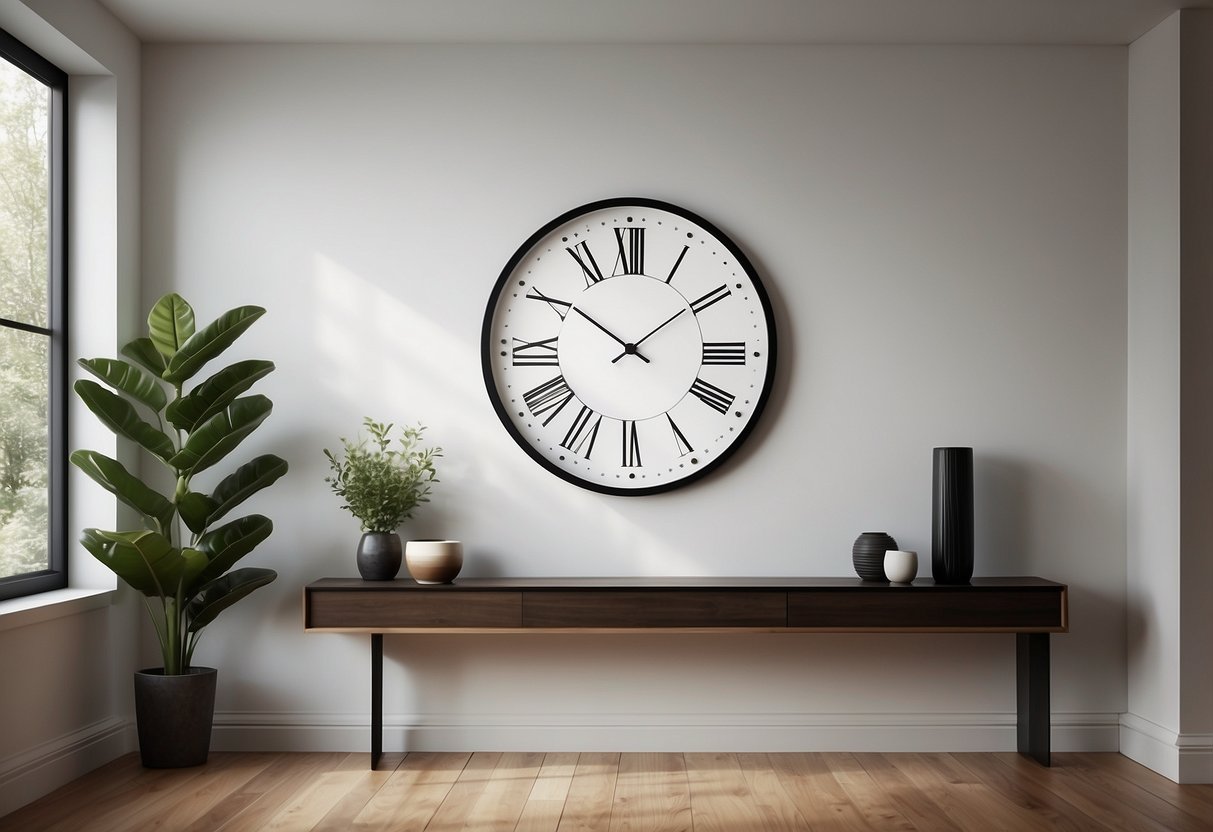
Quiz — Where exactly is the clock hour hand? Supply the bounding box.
[573,307,650,363]
[611,308,686,364]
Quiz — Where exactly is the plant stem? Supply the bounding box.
[164,596,180,675]
[186,629,201,667]
[143,596,169,665]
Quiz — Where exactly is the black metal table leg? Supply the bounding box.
[1016,632,1050,766]
[371,633,383,770]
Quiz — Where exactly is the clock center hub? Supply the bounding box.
[558,276,701,421]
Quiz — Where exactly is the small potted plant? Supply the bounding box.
[324,418,441,580]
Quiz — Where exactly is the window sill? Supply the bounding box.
[0,587,117,634]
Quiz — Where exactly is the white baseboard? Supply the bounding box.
[0,716,134,817]
[1120,712,1213,784]
[211,710,1119,755]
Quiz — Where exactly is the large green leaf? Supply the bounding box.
[78,358,168,412]
[177,491,218,535]
[165,360,274,432]
[185,567,276,631]
[163,306,266,385]
[177,547,209,593]
[148,293,196,361]
[120,337,167,376]
[74,380,175,463]
[193,514,273,586]
[70,450,174,533]
[168,396,272,476]
[208,454,288,525]
[79,529,206,597]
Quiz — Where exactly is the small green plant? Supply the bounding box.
[324,419,441,533]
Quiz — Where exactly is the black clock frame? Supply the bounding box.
[481,196,778,496]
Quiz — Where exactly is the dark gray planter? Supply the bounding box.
[133,666,217,768]
[852,531,898,581]
[357,532,403,580]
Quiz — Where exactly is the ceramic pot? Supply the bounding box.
[852,532,897,581]
[884,550,918,584]
[133,667,217,768]
[405,539,463,584]
[357,532,402,581]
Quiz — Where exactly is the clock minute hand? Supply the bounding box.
[611,308,686,364]
[573,307,650,363]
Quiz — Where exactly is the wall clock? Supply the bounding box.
[481,197,777,496]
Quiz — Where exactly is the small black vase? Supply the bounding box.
[356,532,402,580]
[932,447,974,585]
[852,532,898,581]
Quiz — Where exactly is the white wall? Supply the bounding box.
[141,44,1127,752]
[0,0,141,815]
[1125,12,1181,772]
[1124,10,1213,784]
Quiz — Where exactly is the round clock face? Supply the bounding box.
[482,198,777,496]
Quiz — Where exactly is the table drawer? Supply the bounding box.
[787,588,1066,630]
[306,590,522,629]
[523,590,786,628]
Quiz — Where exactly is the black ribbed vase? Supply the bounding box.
[852,531,898,582]
[932,447,974,585]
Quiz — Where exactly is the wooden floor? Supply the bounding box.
[2,751,1211,831]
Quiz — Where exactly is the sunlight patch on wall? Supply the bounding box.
[310,252,704,576]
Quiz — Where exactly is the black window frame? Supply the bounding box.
[0,28,68,602]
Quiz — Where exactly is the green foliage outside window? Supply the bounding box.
[0,59,51,581]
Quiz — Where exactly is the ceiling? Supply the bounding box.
[95,0,1205,45]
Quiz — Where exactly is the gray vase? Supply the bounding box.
[357,532,402,580]
[133,667,217,768]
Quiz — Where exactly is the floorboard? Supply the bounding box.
[0,751,1207,831]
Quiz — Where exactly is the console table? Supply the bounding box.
[303,576,1068,769]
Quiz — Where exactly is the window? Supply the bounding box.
[0,28,66,602]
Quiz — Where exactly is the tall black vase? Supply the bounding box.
[932,447,973,585]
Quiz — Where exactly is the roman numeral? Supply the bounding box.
[666,245,689,283]
[702,342,746,365]
[666,414,693,457]
[621,420,642,467]
[689,377,735,415]
[512,336,559,366]
[525,287,572,319]
[690,285,731,315]
[560,406,602,459]
[567,241,604,287]
[523,375,575,426]
[613,227,645,275]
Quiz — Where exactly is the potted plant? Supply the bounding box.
[324,418,441,580]
[72,293,287,767]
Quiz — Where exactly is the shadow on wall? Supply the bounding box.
[975,454,1031,574]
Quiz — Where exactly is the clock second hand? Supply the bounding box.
[573,307,650,363]
[611,308,686,364]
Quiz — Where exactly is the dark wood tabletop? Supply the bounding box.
[304,576,1068,633]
